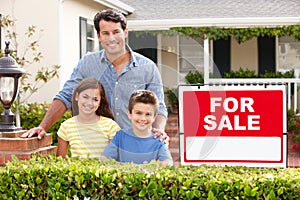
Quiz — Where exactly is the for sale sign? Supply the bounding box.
[179,84,287,167]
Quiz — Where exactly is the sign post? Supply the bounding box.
[179,84,287,167]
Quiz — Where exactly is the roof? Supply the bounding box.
[121,0,300,30]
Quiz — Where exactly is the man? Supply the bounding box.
[21,9,168,140]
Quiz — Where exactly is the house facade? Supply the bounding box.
[1,0,300,103]
[0,0,133,103]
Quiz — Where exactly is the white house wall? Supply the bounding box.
[59,0,106,90]
[0,0,60,103]
[0,0,108,104]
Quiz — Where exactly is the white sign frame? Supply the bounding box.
[178,84,287,167]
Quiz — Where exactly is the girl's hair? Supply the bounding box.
[71,78,114,120]
[128,90,159,114]
[93,9,127,34]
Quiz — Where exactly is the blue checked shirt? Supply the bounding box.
[55,45,168,129]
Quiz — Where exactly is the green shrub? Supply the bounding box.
[1,155,300,199]
[19,103,71,144]
[185,71,204,84]
[223,68,295,78]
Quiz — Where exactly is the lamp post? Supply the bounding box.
[0,41,25,132]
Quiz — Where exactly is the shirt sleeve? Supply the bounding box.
[158,143,173,161]
[107,120,121,140]
[57,122,68,141]
[102,131,121,161]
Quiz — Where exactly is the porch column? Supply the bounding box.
[203,38,210,84]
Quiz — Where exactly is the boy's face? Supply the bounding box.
[128,102,157,134]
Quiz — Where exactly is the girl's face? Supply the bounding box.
[75,88,101,116]
[128,102,157,135]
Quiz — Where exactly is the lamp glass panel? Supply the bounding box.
[0,77,15,105]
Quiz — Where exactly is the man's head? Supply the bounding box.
[93,9,127,34]
[94,9,128,59]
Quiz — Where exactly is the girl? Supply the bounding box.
[56,77,120,158]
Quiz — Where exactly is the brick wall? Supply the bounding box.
[0,131,56,165]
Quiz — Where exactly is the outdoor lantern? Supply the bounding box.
[0,41,25,132]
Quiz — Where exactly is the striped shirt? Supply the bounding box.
[57,116,120,158]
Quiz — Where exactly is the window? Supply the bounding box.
[79,17,99,58]
[278,36,300,70]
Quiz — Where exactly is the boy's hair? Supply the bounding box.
[128,90,159,114]
[71,77,114,120]
[93,9,127,34]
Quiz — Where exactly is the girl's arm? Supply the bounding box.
[56,136,69,158]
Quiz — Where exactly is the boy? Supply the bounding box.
[102,90,173,167]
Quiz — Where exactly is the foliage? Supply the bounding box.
[224,68,295,78]
[185,70,204,84]
[1,155,300,199]
[288,109,300,144]
[165,88,178,105]
[0,15,60,104]
[18,103,71,144]
[184,69,295,84]
[171,25,300,42]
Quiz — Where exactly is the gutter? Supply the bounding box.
[128,17,300,30]
[93,0,135,15]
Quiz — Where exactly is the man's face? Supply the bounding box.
[97,20,128,59]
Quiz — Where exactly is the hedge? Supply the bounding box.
[1,155,300,199]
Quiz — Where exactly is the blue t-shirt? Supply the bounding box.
[102,129,172,164]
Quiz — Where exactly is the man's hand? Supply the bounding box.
[20,127,46,140]
[152,128,170,145]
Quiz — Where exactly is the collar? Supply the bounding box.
[99,44,137,68]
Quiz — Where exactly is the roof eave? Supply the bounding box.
[93,0,135,15]
[128,17,300,30]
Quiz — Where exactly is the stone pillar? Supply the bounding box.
[0,130,56,165]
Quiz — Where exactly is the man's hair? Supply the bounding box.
[128,90,159,114]
[93,9,127,34]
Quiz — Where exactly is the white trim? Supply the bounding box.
[93,0,135,15]
[128,17,300,30]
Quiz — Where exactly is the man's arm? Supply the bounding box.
[152,114,167,131]
[20,99,67,139]
[152,114,171,144]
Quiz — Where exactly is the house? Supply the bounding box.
[1,0,300,104]
[0,0,134,103]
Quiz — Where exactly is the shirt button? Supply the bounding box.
[115,97,118,100]
[116,82,118,85]
[116,112,119,115]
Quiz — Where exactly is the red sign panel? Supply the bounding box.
[183,90,283,137]
[179,85,287,167]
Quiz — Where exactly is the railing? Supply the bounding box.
[207,78,300,112]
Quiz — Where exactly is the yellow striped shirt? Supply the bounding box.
[57,116,120,158]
